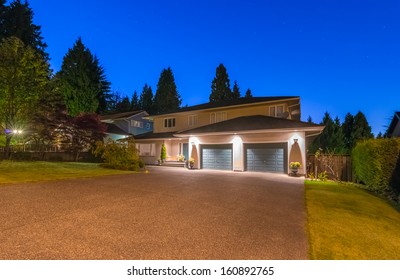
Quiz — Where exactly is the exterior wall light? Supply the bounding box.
[293,138,298,143]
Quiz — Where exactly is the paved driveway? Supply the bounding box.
[0,167,307,260]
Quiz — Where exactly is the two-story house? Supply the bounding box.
[135,96,324,175]
[100,110,153,141]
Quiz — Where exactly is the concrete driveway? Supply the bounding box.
[0,167,307,260]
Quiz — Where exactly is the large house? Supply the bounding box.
[135,96,324,175]
[100,110,153,140]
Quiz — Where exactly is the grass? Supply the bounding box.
[306,180,400,260]
[0,160,133,184]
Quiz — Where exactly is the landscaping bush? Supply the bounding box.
[352,138,400,197]
[93,138,143,171]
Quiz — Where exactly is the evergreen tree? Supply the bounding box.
[154,67,182,114]
[352,111,374,145]
[130,90,139,111]
[232,80,241,99]
[0,37,50,157]
[309,112,345,154]
[244,88,253,98]
[139,84,154,114]
[209,63,232,102]
[0,0,48,60]
[57,37,110,116]
[307,116,313,123]
[115,96,131,113]
[342,112,354,153]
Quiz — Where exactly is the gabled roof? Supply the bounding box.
[100,110,146,121]
[387,111,400,137]
[150,96,299,117]
[175,115,323,136]
[105,123,129,135]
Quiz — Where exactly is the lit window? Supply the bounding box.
[131,120,143,128]
[137,143,156,156]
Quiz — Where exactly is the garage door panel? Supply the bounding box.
[201,145,232,170]
[245,144,287,173]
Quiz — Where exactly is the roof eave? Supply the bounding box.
[174,126,324,138]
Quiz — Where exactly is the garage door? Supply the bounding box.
[245,143,287,173]
[201,144,232,170]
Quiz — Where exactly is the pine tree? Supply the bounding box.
[307,116,313,123]
[0,0,48,60]
[232,80,241,99]
[115,96,131,113]
[154,67,182,114]
[342,112,354,153]
[139,84,154,114]
[130,90,139,111]
[209,63,232,102]
[57,37,110,116]
[352,111,373,145]
[244,88,253,98]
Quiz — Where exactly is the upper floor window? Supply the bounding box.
[164,118,176,128]
[269,105,284,117]
[210,111,227,124]
[188,115,198,127]
[131,120,143,128]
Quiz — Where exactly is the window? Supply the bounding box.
[210,112,227,124]
[146,123,151,130]
[164,118,176,128]
[136,143,156,156]
[188,115,198,127]
[269,105,284,117]
[131,120,143,128]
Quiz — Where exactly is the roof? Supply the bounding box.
[150,96,299,116]
[134,131,177,140]
[100,110,145,121]
[105,123,129,135]
[387,111,400,137]
[175,115,324,136]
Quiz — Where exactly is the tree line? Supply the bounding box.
[0,1,254,158]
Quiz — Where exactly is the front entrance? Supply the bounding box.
[201,144,233,170]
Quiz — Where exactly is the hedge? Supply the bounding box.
[352,138,400,196]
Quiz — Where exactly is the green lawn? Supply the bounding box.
[306,180,400,260]
[0,160,133,184]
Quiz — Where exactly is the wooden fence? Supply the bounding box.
[307,154,353,182]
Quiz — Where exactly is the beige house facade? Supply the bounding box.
[135,96,324,175]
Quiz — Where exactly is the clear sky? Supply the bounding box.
[21,0,400,135]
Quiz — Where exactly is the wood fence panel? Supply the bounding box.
[307,154,353,182]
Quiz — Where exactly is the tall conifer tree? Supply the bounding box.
[232,80,241,99]
[57,38,110,116]
[139,84,155,114]
[0,0,48,60]
[154,67,181,114]
[209,63,232,102]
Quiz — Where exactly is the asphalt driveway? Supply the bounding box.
[0,167,307,260]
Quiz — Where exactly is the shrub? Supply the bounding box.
[160,143,167,161]
[93,138,143,171]
[352,138,400,196]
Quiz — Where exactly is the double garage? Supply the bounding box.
[200,143,288,173]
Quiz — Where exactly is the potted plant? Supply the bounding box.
[188,157,195,169]
[289,161,301,176]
